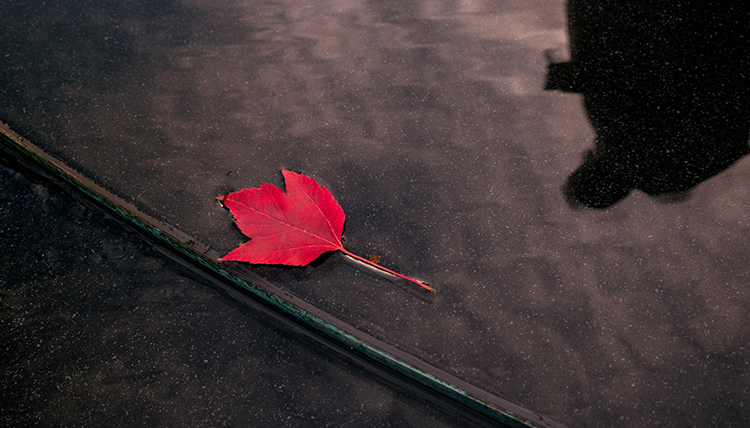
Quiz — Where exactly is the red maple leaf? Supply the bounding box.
[219,170,432,291]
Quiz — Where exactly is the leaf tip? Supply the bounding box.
[218,253,236,262]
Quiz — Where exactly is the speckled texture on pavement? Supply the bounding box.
[2,1,750,426]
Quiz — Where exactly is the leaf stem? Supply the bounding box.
[340,248,434,292]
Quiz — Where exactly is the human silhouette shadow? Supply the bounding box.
[546,1,750,208]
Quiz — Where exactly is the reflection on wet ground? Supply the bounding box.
[2,0,750,427]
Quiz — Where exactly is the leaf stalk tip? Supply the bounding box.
[340,248,433,292]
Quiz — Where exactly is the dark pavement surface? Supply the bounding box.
[0,161,482,427]
[2,1,750,426]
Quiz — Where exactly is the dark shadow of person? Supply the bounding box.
[545,1,750,208]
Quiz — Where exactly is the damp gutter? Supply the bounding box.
[1,122,566,428]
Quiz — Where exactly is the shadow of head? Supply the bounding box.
[546,1,750,208]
